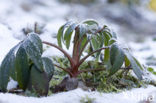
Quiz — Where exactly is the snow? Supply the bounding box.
[0,0,70,60]
[7,79,18,90]
[0,24,20,64]
[129,38,156,70]
[0,86,156,103]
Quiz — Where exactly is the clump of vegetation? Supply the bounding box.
[0,33,54,96]
[0,20,144,96]
[51,57,142,92]
[82,69,141,92]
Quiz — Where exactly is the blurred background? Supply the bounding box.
[0,0,156,68]
[1,0,156,40]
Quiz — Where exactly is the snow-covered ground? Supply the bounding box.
[0,86,156,103]
[0,0,156,103]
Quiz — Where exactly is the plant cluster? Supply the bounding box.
[0,34,54,96]
[0,20,144,96]
[52,57,142,92]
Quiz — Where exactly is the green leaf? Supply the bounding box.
[27,33,43,54]
[80,35,87,51]
[103,32,112,62]
[22,34,43,72]
[125,56,130,67]
[57,26,64,48]
[133,57,144,70]
[103,32,111,46]
[91,34,104,49]
[42,57,54,81]
[90,34,104,58]
[108,38,116,45]
[78,24,87,39]
[15,46,30,90]
[103,27,112,38]
[64,23,77,49]
[104,48,110,63]
[96,34,105,57]
[110,44,117,65]
[124,50,143,80]
[90,36,98,57]
[96,32,109,62]
[0,44,20,91]
[97,34,105,47]
[30,65,49,96]
[91,36,98,50]
[109,44,125,75]
[83,20,99,26]
[57,21,73,48]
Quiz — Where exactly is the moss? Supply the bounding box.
[80,70,142,93]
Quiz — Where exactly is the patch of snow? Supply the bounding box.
[44,19,66,35]
[7,79,18,90]
[0,24,19,64]
[128,38,156,70]
[0,86,156,103]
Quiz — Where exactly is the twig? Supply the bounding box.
[53,64,72,76]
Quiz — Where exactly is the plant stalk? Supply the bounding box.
[42,41,74,67]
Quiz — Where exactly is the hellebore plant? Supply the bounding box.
[43,20,143,79]
[0,20,144,95]
[43,20,143,92]
[43,20,111,78]
[0,34,54,95]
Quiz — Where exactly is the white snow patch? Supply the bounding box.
[0,24,19,64]
[128,38,156,71]
[0,86,156,103]
[7,79,18,90]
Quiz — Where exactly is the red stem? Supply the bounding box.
[42,41,74,67]
[53,64,73,76]
[72,27,79,62]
